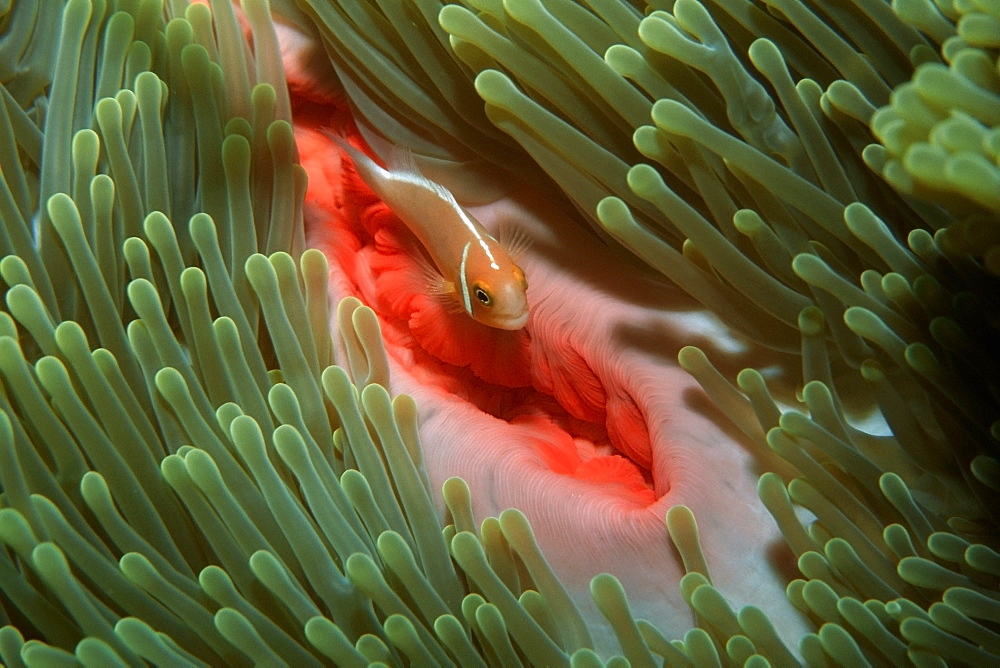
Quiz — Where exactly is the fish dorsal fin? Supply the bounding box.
[386,144,457,206]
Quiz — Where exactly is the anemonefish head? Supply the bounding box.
[458,238,529,330]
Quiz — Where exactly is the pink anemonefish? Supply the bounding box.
[332,134,529,330]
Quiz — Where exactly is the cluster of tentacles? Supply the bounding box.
[0,0,998,666]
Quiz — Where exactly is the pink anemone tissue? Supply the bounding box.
[293,101,808,652]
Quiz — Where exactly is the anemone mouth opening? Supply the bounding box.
[393,335,659,505]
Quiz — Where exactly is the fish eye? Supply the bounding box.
[473,283,492,306]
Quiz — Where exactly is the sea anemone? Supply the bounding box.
[0,0,998,666]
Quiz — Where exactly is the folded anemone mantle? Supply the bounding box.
[298,122,808,651]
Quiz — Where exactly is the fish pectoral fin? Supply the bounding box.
[411,248,442,289]
[428,277,466,316]
[412,250,464,313]
[497,223,531,260]
[430,282,467,316]
[436,290,468,315]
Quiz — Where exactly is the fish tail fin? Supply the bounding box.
[325,128,360,159]
[326,128,390,188]
[336,139,380,206]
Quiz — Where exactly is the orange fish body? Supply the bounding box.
[333,135,529,330]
